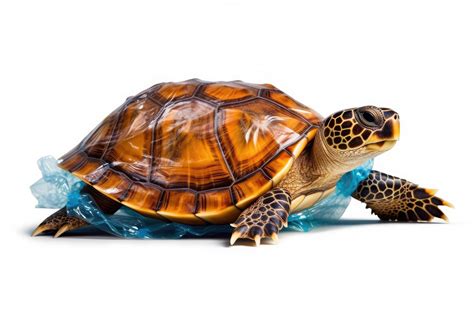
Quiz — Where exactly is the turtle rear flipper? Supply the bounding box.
[352,170,453,222]
[32,185,122,237]
[32,207,88,238]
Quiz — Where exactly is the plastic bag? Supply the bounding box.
[30,156,80,208]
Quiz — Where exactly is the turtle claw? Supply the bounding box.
[254,235,261,247]
[270,232,279,242]
[424,188,438,196]
[229,229,269,246]
[54,225,73,238]
[31,225,51,237]
[442,199,455,209]
[230,231,241,245]
[229,221,281,246]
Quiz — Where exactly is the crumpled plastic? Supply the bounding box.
[30,156,81,208]
[31,156,373,238]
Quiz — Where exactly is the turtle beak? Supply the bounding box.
[366,112,400,151]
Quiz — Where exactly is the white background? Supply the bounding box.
[1,1,473,315]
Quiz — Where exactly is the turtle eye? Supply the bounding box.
[356,106,384,128]
[362,111,376,124]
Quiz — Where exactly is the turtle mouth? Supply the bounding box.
[365,140,397,151]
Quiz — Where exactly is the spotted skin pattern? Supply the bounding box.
[352,170,452,222]
[323,107,399,150]
[230,188,291,245]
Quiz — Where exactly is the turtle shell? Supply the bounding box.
[59,79,323,225]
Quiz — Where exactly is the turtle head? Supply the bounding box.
[320,106,400,164]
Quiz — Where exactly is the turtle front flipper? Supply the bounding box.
[352,170,453,222]
[230,188,291,246]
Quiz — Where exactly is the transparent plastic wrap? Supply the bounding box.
[32,156,373,238]
[30,156,80,208]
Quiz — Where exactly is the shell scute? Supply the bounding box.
[95,169,133,201]
[150,80,200,104]
[231,171,273,209]
[122,183,162,210]
[199,81,258,104]
[150,99,232,190]
[217,99,309,179]
[157,190,204,225]
[196,189,240,224]
[263,89,323,124]
[263,150,295,184]
[102,97,162,181]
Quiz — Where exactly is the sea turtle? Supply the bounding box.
[32,79,452,245]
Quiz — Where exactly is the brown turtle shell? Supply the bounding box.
[58,79,323,224]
